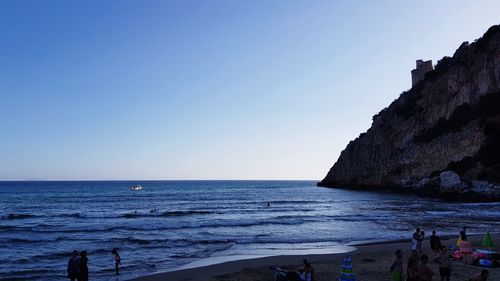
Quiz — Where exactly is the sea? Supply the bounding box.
[0,180,499,281]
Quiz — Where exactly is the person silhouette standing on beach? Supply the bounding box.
[434,246,451,281]
[389,249,404,281]
[430,231,442,256]
[418,255,434,281]
[412,229,423,255]
[406,259,419,281]
[407,250,420,281]
[67,250,80,281]
[460,226,468,241]
[78,251,88,281]
[112,248,121,275]
[417,231,425,256]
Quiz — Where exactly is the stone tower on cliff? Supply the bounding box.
[411,59,433,86]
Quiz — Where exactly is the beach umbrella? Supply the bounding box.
[339,254,357,281]
[482,231,494,249]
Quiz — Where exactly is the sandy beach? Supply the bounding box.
[131,234,499,281]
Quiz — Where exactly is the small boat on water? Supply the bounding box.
[130,185,143,191]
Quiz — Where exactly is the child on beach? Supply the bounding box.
[408,250,419,264]
[406,259,419,281]
[418,255,434,281]
[389,249,404,281]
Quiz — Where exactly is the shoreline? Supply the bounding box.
[129,234,499,281]
[316,179,500,203]
[128,245,356,281]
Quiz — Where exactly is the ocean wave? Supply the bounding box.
[0,237,64,244]
[2,214,35,220]
[269,200,323,204]
[198,218,306,228]
[3,217,307,234]
[0,225,25,231]
[169,253,204,258]
[113,237,234,247]
[162,210,213,216]
[169,242,235,258]
[117,237,169,245]
[274,214,324,220]
[1,212,84,220]
[62,213,86,218]
[1,268,59,276]
[0,208,318,222]
[24,248,111,262]
[122,210,213,218]
[424,211,456,216]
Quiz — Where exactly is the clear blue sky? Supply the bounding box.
[1,1,499,180]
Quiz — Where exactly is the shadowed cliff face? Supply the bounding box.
[319,25,500,191]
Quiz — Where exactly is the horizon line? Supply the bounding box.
[0,179,319,182]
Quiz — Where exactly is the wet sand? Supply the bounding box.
[131,234,499,281]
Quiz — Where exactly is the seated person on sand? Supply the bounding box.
[269,265,307,281]
[300,259,316,281]
[469,269,489,281]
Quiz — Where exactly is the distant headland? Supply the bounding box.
[318,25,500,202]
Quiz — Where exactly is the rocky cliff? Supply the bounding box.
[318,25,500,201]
